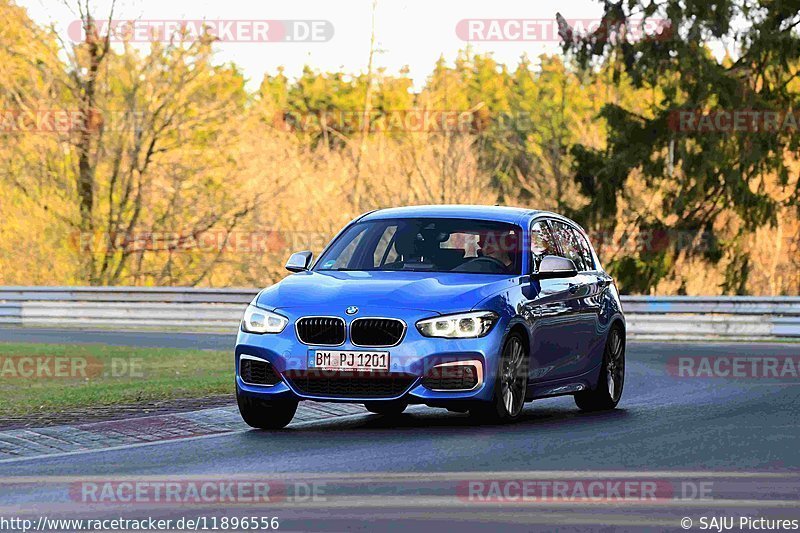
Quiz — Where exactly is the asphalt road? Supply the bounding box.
[0,327,234,350]
[0,334,798,531]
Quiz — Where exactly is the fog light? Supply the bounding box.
[421,360,483,391]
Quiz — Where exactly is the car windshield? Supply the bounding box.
[314,218,522,275]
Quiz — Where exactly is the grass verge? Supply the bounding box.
[0,342,232,417]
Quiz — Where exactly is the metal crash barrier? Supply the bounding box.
[1,287,799,340]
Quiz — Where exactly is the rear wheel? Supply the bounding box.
[470,332,528,423]
[237,390,298,429]
[364,400,408,416]
[575,326,625,411]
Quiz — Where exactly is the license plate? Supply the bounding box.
[308,350,389,371]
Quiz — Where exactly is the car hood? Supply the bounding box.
[256,270,519,315]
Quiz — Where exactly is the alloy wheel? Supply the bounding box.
[605,328,625,402]
[501,336,527,417]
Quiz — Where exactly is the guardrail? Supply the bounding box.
[0,287,253,330]
[1,287,799,340]
[622,296,800,340]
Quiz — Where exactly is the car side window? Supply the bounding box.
[551,221,586,271]
[530,220,557,272]
[573,229,595,271]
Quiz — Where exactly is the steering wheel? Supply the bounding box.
[458,256,508,272]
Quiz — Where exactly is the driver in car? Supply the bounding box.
[477,230,518,272]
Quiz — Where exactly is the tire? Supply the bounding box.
[575,325,625,412]
[237,390,298,429]
[470,332,528,423]
[364,400,408,416]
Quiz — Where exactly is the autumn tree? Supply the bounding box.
[559,0,800,293]
[1,1,253,285]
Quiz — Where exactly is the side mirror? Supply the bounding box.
[285,251,313,272]
[532,255,577,280]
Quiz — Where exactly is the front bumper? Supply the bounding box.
[235,307,507,405]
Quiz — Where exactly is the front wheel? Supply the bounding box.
[237,390,298,429]
[470,332,528,423]
[574,326,625,411]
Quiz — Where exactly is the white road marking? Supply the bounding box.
[0,470,797,482]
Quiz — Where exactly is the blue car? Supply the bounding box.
[235,205,625,428]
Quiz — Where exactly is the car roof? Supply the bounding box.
[360,205,540,225]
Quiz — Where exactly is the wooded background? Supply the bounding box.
[1,0,798,294]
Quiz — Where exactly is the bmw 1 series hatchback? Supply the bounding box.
[235,205,625,428]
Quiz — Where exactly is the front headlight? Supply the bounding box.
[241,304,289,334]
[416,311,499,339]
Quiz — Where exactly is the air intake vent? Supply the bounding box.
[285,371,416,398]
[350,318,406,347]
[240,357,281,386]
[422,364,480,390]
[296,317,346,345]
